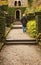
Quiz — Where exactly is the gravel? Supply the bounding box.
[0,45,41,65]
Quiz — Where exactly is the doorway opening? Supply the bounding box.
[16,10,20,21]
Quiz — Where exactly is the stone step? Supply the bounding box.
[11,25,22,29]
[5,39,37,45]
[6,28,37,45]
[14,21,22,25]
[6,29,36,40]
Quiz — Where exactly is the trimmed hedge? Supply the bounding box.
[35,12,41,16]
[36,15,41,33]
[27,14,35,21]
[0,10,4,16]
[5,14,14,27]
[1,5,8,11]
[0,17,5,42]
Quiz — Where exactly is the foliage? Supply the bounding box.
[25,0,41,15]
[5,15,12,27]
[8,7,26,15]
[0,17,5,42]
[0,1,8,5]
[0,10,4,16]
[1,5,8,11]
[35,5,41,12]
[25,8,30,14]
[28,0,33,3]
[25,7,35,15]
[8,7,26,21]
[26,20,37,38]
[28,0,33,6]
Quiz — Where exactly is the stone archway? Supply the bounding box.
[15,10,21,21]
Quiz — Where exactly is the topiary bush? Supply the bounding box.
[26,20,37,38]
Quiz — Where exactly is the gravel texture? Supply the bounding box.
[0,45,41,65]
[6,29,35,40]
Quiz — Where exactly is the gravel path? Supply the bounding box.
[6,29,35,40]
[0,45,41,65]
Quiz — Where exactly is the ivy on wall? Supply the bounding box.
[8,7,26,20]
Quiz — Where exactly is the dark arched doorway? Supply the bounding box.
[16,10,20,21]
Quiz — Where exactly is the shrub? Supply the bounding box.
[35,5,41,12]
[26,20,37,38]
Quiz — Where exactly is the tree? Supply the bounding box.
[28,0,33,7]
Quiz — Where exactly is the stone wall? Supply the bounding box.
[8,0,28,7]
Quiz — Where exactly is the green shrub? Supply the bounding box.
[1,5,8,11]
[26,20,37,38]
[0,17,5,42]
[5,15,11,27]
[35,5,41,12]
